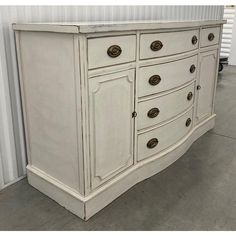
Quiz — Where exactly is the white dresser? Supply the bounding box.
[13,20,225,220]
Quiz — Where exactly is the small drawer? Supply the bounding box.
[138,109,193,161]
[87,35,136,69]
[140,29,199,59]
[138,55,197,97]
[137,82,194,130]
[200,27,220,47]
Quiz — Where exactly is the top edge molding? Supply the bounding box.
[12,20,226,34]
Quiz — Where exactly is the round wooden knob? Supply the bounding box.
[192,35,198,45]
[147,108,160,118]
[190,64,196,73]
[150,40,163,51]
[149,75,161,86]
[208,33,215,41]
[185,118,192,127]
[107,45,122,58]
[197,85,201,90]
[147,138,159,149]
[187,92,193,101]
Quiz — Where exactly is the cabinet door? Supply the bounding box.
[88,70,135,189]
[196,50,218,122]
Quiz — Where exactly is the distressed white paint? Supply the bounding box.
[88,35,136,69]
[14,20,223,219]
[140,29,199,59]
[196,50,218,122]
[0,6,224,189]
[201,27,221,47]
[138,108,193,161]
[138,55,197,97]
[137,82,195,130]
[88,70,134,189]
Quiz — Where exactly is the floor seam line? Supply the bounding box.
[209,131,236,140]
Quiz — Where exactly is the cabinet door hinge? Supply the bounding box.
[132,111,137,118]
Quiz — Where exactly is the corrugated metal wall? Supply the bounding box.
[0,5,224,189]
[228,6,236,65]
[221,6,235,58]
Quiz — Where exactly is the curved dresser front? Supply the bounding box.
[13,20,225,220]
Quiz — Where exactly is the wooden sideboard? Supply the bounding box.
[13,20,225,220]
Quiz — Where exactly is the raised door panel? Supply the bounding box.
[196,50,218,122]
[88,70,135,189]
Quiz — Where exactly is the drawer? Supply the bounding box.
[137,82,194,130]
[138,55,197,97]
[138,109,193,161]
[140,29,199,59]
[87,35,136,69]
[200,27,220,47]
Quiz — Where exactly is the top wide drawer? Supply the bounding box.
[88,35,136,69]
[140,29,199,59]
[200,27,220,47]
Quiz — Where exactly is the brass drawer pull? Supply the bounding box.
[185,118,192,127]
[208,33,215,41]
[147,108,160,118]
[190,64,196,73]
[150,40,163,51]
[107,45,122,58]
[192,35,198,45]
[149,75,161,86]
[187,92,193,101]
[147,138,159,149]
[197,85,201,90]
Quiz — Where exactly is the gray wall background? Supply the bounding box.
[0,5,224,189]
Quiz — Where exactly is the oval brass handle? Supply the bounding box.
[208,33,215,41]
[150,40,163,51]
[107,45,122,58]
[149,75,161,86]
[147,138,159,149]
[187,92,193,101]
[197,85,201,90]
[192,35,198,45]
[190,64,196,73]
[147,108,160,118]
[185,118,192,127]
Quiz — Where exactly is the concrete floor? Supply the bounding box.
[1,65,236,230]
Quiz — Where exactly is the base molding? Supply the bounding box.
[27,115,215,220]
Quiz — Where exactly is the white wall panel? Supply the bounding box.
[228,6,236,65]
[0,16,19,188]
[0,5,224,189]
[221,6,235,59]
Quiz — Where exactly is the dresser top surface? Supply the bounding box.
[13,20,226,34]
